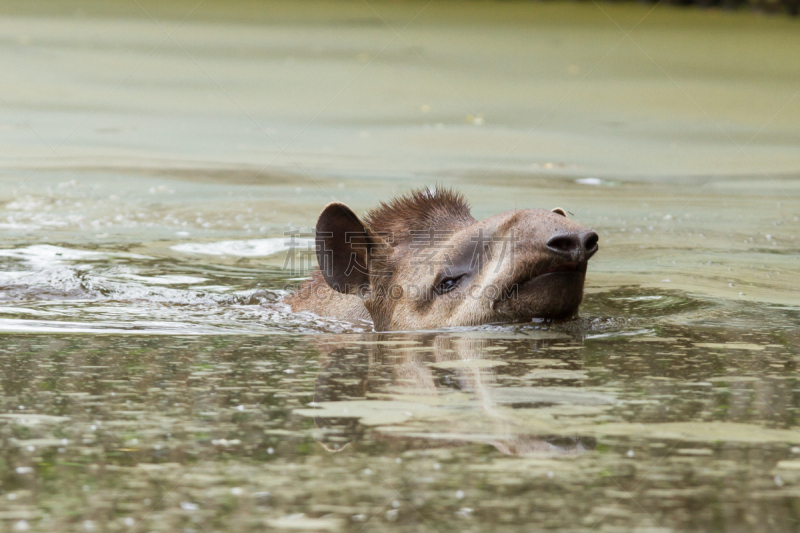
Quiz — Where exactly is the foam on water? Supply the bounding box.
[0,244,366,334]
[0,244,149,266]
[171,238,315,257]
[116,274,208,285]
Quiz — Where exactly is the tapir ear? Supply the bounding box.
[315,203,382,295]
[551,207,567,217]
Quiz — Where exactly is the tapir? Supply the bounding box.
[285,187,598,331]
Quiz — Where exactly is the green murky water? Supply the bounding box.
[1,0,799,531]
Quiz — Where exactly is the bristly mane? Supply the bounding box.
[363,187,475,247]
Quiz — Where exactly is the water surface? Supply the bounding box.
[0,1,799,531]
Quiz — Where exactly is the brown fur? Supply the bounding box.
[285,188,472,321]
[284,269,370,321]
[363,188,475,247]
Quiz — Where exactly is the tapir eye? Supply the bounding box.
[435,274,465,295]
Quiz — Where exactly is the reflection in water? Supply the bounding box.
[307,334,599,456]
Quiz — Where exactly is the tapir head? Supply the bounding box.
[315,188,598,331]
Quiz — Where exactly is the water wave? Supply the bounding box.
[0,244,365,334]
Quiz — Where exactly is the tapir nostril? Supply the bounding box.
[546,233,581,255]
[582,231,599,256]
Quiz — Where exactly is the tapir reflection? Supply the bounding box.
[309,334,597,456]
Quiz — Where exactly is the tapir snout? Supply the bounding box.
[546,230,599,262]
